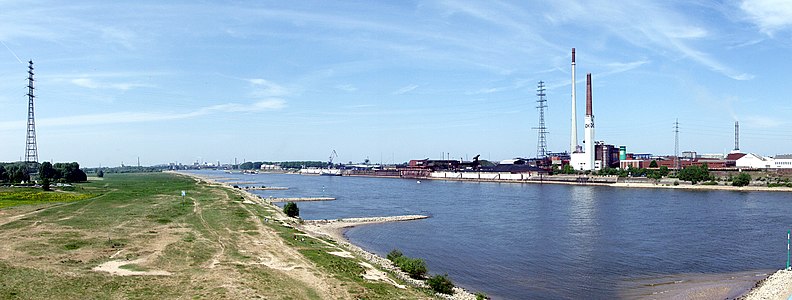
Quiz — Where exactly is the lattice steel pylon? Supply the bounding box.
[24,60,38,173]
[534,81,549,158]
[674,119,680,171]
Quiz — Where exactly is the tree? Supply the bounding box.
[658,166,670,177]
[0,165,8,182]
[97,170,104,178]
[54,162,87,182]
[283,202,299,218]
[39,161,56,180]
[562,164,575,174]
[732,172,751,187]
[678,165,711,184]
[649,160,658,168]
[427,274,454,294]
[41,177,51,191]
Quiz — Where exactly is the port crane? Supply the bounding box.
[328,150,338,168]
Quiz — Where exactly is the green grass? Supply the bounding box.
[0,172,433,300]
[0,188,95,209]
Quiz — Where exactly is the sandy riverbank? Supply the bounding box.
[176,171,477,300]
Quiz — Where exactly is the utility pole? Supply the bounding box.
[674,119,680,171]
[24,60,39,174]
[534,81,549,159]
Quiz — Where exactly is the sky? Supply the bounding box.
[1,0,792,167]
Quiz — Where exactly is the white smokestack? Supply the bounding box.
[570,48,578,154]
[584,73,595,169]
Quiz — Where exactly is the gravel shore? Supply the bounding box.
[740,269,792,300]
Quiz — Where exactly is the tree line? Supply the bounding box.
[0,162,88,185]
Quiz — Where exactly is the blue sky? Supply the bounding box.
[1,0,791,167]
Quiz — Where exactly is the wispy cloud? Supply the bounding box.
[393,84,419,95]
[70,78,151,91]
[334,84,358,92]
[599,60,650,76]
[742,115,787,128]
[0,99,285,131]
[543,0,753,80]
[740,0,792,35]
[248,78,291,97]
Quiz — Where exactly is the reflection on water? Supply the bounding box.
[193,171,791,299]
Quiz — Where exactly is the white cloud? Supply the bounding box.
[740,0,792,35]
[70,77,152,91]
[0,99,286,131]
[335,84,358,92]
[742,115,787,128]
[248,78,290,97]
[393,84,419,95]
[541,0,752,80]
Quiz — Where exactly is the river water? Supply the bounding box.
[193,171,790,299]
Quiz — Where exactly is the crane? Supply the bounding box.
[328,150,338,168]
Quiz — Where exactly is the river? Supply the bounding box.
[193,171,789,299]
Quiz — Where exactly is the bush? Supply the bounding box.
[393,256,427,279]
[387,249,403,261]
[283,202,299,218]
[427,274,454,294]
[97,170,104,178]
[702,181,718,185]
[732,172,751,187]
[475,292,489,300]
[673,180,679,186]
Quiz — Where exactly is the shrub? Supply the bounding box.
[673,180,679,186]
[475,292,489,300]
[702,181,718,186]
[393,256,427,279]
[732,172,751,187]
[97,170,104,178]
[283,202,299,218]
[387,249,403,261]
[427,274,454,294]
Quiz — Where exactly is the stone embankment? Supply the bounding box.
[740,269,792,299]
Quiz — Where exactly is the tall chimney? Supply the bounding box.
[583,73,595,171]
[586,73,592,116]
[570,48,578,153]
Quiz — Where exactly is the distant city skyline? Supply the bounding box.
[1,1,791,167]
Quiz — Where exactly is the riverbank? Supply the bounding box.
[178,171,477,300]
[740,269,792,299]
[405,173,792,193]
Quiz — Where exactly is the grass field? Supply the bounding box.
[0,187,95,209]
[0,172,431,299]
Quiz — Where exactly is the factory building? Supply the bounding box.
[596,142,620,169]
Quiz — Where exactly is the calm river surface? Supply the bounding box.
[193,171,790,299]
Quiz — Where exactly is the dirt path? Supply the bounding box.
[232,192,352,299]
[191,196,226,269]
